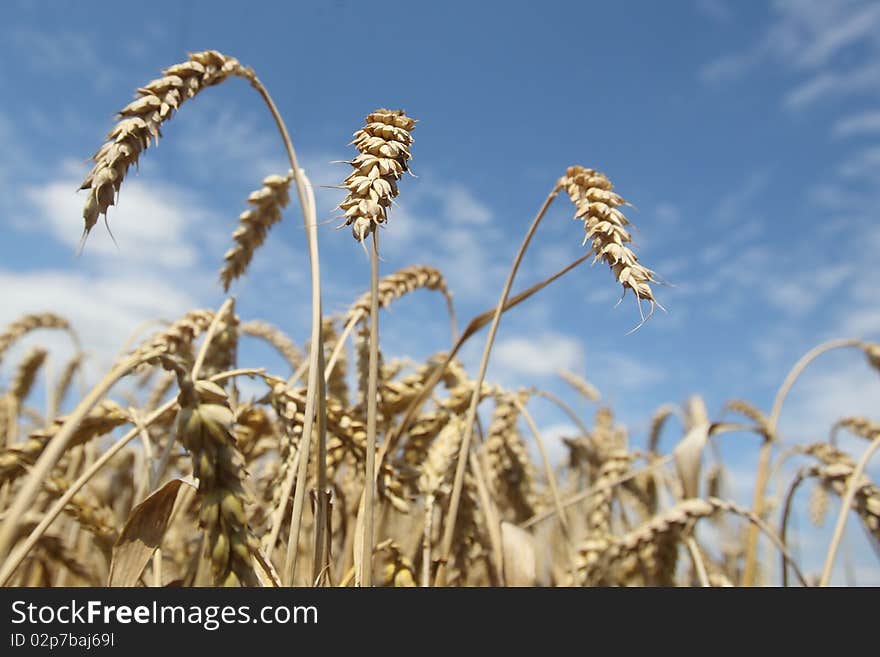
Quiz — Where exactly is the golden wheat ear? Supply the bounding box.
[336,109,416,241]
[560,165,662,327]
[79,50,249,244]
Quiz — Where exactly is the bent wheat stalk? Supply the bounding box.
[742,337,863,587]
[434,183,562,586]
[819,434,880,586]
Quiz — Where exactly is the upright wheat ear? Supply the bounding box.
[80,50,250,240]
[338,109,416,242]
[175,379,259,586]
[560,166,661,322]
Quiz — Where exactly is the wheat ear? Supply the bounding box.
[80,51,251,240]
[560,166,662,324]
[174,378,259,586]
[0,313,77,367]
[220,171,294,290]
[338,108,415,586]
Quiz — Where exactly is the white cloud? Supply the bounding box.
[493,333,585,378]
[837,146,880,182]
[784,61,880,110]
[778,356,880,442]
[591,351,666,390]
[695,0,732,23]
[443,184,492,225]
[22,169,218,270]
[763,263,853,317]
[701,0,880,111]
[833,110,880,137]
[0,268,198,373]
[796,3,880,69]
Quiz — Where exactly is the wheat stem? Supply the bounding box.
[358,231,381,586]
[434,183,561,586]
[0,350,162,564]
[742,337,862,586]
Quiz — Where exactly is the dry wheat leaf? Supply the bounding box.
[108,478,195,587]
[673,423,711,499]
[501,522,537,587]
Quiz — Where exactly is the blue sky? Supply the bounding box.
[1,0,879,583]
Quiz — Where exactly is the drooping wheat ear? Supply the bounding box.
[80,50,251,238]
[345,265,452,323]
[788,463,880,545]
[0,313,75,367]
[485,392,540,523]
[175,378,259,586]
[798,442,855,468]
[647,403,677,454]
[725,399,772,437]
[560,166,661,321]
[43,476,118,551]
[133,309,215,362]
[0,400,128,482]
[338,109,416,242]
[595,497,800,586]
[8,346,47,405]
[240,320,303,370]
[557,369,601,402]
[862,342,880,372]
[380,353,447,417]
[832,416,880,442]
[220,171,293,291]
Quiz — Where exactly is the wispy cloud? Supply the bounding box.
[833,110,880,138]
[492,332,585,379]
[695,0,732,24]
[701,0,880,111]
[23,168,213,270]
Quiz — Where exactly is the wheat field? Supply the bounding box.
[0,49,877,588]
